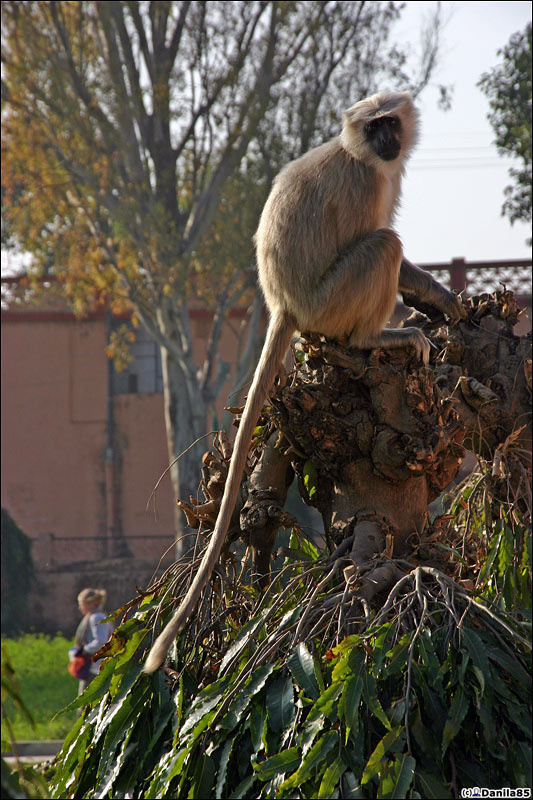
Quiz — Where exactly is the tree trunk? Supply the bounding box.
[157,302,208,556]
[268,334,467,599]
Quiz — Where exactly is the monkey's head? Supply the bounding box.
[340,91,419,171]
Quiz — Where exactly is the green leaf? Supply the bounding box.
[511,738,532,786]
[442,686,470,755]
[308,681,343,723]
[342,770,364,798]
[280,730,339,790]
[95,681,154,797]
[177,673,231,735]
[476,697,497,751]
[498,525,514,575]
[415,770,452,799]
[416,634,440,684]
[180,692,224,737]
[219,664,275,732]
[370,624,395,674]
[478,527,503,583]
[250,699,267,753]
[145,743,196,799]
[381,639,410,679]
[49,720,92,798]
[219,608,270,675]
[377,754,415,799]
[332,642,365,681]
[188,753,215,799]
[300,713,325,756]
[485,643,531,685]
[303,459,319,500]
[460,628,490,696]
[215,736,234,799]
[412,664,447,741]
[361,727,403,785]
[254,747,301,781]
[300,533,321,562]
[287,643,321,700]
[524,528,533,570]
[175,675,184,729]
[341,675,363,742]
[362,671,391,730]
[333,635,363,656]
[232,773,257,799]
[266,673,295,732]
[410,706,440,763]
[317,754,346,799]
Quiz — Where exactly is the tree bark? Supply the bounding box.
[157,301,207,555]
[268,333,466,599]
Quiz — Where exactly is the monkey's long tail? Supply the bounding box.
[143,310,296,674]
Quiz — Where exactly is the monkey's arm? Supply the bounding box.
[399,258,466,323]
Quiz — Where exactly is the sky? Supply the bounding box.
[395,0,531,263]
[1,0,531,275]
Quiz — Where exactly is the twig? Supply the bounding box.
[291,561,340,646]
[145,430,219,515]
[405,583,429,756]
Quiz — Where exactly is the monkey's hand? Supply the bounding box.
[402,284,465,324]
[399,258,466,324]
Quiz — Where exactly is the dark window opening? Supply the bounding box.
[111,322,162,395]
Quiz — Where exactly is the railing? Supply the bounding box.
[421,257,531,304]
[2,258,532,310]
[33,531,179,568]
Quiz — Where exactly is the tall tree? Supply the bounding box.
[478,22,532,241]
[2,1,447,548]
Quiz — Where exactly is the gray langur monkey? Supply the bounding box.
[143,91,465,674]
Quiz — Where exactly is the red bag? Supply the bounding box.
[68,654,92,680]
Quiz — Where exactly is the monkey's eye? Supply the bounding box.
[364,121,379,134]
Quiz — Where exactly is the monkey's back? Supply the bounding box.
[255,138,381,326]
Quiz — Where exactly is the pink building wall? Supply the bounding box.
[1,307,248,575]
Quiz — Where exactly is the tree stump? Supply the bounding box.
[178,289,531,602]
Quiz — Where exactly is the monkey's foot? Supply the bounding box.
[354,327,430,364]
[396,327,431,364]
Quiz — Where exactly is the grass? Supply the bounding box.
[2,633,79,742]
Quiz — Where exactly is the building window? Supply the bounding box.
[112,323,163,395]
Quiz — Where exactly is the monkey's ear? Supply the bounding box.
[392,92,414,108]
[342,104,365,127]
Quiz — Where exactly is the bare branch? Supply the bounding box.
[107,2,151,154]
[95,3,148,185]
[126,1,156,85]
[166,0,192,73]
[48,1,117,142]
[199,267,256,398]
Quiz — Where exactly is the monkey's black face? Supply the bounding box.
[365,116,402,161]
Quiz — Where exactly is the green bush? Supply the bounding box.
[1,633,78,741]
[1,509,35,635]
[45,542,531,798]
[30,463,533,798]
